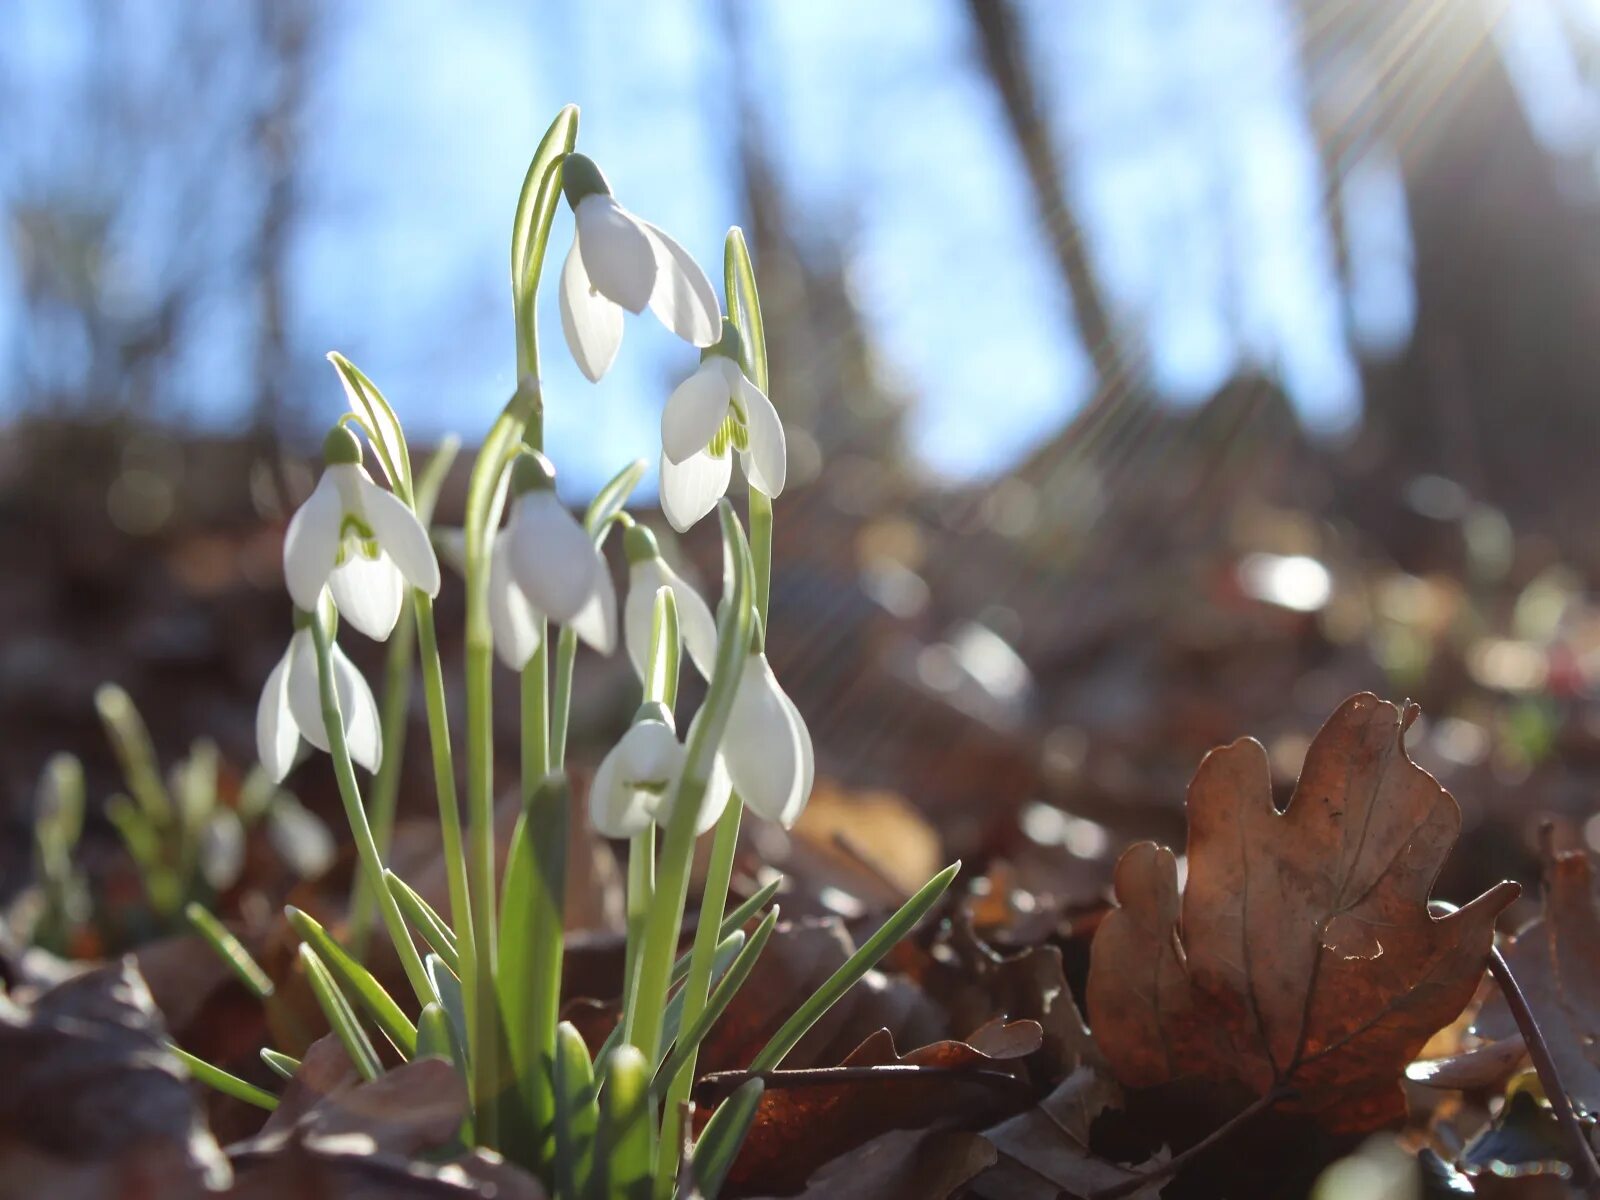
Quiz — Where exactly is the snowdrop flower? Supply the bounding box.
[660,320,786,532]
[720,646,813,827]
[256,606,381,783]
[622,525,717,682]
[283,426,440,641]
[490,451,616,669]
[589,704,731,838]
[558,153,720,382]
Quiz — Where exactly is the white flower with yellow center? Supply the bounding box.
[282,426,440,641]
[660,321,786,532]
[589,704,731,838]
[558,153,720,382]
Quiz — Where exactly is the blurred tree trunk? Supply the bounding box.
[963,0,1136,402]
[1298,0,1600,557]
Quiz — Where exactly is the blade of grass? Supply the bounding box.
[690,1078,763,1200]
[748,862,959,1072]
[287,907,418,1057]
[260,1049,300,1080]
[169,1043,278,1111]
[655,907,778,1094]
[300,944,383,1082]
[185,903,273,1002]
[385,869,460,973]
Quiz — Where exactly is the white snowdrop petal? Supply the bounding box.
[332,643,383,773]
[641,220,721,347]
[361,479,441,596]
[570,547,617,655]
[575,195,656,314]
[739,376,787,498]
[560,237,624,383]
[771,683,815,827]
[255,649,300,783]
[659,449,731,534]
[282,472,343,612]
[507,492,599,623]
[623,561,664,681]
[489,534,542,670]
[589,740,655,838]
[668,562,720,681]
[620,720,684,782]
[696,752,734,835]
[286,630,330,754]
[661,362,732,465]
[723,656,805,825]
[329,552,405,641]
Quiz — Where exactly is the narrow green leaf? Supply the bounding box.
[511,104,581,368]
[426,954,469,1062]
[596,1045,652,1200]
[691,1078,764,1200]
[497,773,569,1161]
[95,684,173,827]
[416,1001,473,1147]
[583,458,647,536]
[260,1049,300,1080]
[300,944,383,1081]
[656,907,779,1093]
[553,1021,598,1200]
[657,930,745,1068]
[169,1043,278,1111]
[35,752,85,857]
[328,352,413,503]
[723,227,768,393]
[415,435,461,523]
[385,870,460,973]
[185,903,273,1002]
[749,862,960,1072]
[287,907,418,1057]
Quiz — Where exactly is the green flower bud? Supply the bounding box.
[510,449,558,496]
[699,317,746,368]
[623,523,662,566]
[561,153,611,209]
[322,424,363,466]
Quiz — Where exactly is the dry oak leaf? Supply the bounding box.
[1473,834,1600,1115]
[1086,693,1518,1133]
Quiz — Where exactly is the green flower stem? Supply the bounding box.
[412,592,475,983]
[308,615,433,1008]
[626,504,752,1070]
[622,588,680,1044]
[549,627,577,770]
[654,228,779,1191]
[348,600,415,956]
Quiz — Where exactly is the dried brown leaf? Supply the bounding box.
[716,1019,1041,1195]
[1087,694,1518,1132]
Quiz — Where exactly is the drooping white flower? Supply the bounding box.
[558,153,720,382]
[719,650,813,827]
[490,451,616,669]
[589,705,732,838]
[256,614,381,783]
[622,524,717,682]
[283,426,440,641]
[659,322,786,532]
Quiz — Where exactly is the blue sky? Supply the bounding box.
[8,0,1533,497]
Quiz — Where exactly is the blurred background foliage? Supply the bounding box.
[5,0,1600,939]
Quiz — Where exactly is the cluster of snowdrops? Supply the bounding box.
[171,105,956,1200]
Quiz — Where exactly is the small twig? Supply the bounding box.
[694,1063,1034,1106]
[1488,946,1600,1196]
[1089,1086,1290,1200]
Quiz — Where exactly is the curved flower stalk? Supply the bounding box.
[588,704,732,839]
[720,643,813,827]
[622,525,716,683]
[490,450,616,669]
[558,153,720,382]
[660,320,786,532]
[256,604,381,782]
[283,426,441,640]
